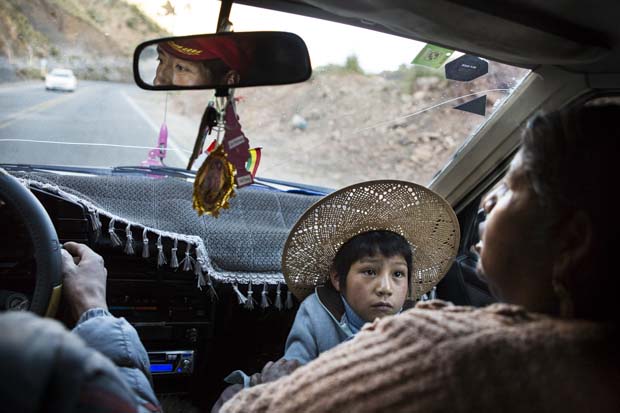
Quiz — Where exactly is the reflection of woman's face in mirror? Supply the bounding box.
[154,46,211,86]
[153,45,241,87]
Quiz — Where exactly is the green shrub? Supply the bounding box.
[396,64,443,94]
[344,54,364,74]
[126,17,137,29]
[18,66,42,79]
[315,54,365,75]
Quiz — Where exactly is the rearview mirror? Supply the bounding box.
[133,31,312,90]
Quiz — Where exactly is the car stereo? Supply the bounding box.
[148,350,195,375]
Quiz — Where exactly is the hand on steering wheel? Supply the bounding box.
[61,242,109,321]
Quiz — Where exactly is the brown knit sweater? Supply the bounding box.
[221,301,620,413]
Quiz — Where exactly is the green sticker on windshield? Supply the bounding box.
[412,44,454,69]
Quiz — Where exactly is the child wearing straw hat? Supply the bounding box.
[278,179,459,366]
[216,180,459,400]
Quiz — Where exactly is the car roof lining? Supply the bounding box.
[233,0,620,72]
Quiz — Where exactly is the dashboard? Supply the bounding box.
[0,185,296,407]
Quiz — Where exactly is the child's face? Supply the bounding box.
[331,253,409,322]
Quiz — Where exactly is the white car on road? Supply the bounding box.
[45,68,77,92]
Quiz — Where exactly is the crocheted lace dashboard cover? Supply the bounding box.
[10,171,322,288]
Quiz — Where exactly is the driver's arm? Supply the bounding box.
[62,242,161,412]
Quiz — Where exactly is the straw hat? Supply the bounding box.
[282,180,460,301]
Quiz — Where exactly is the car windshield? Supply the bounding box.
[0,0,529,189]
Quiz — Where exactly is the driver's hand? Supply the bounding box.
[61,242,108,321]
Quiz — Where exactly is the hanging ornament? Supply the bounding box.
[188,101,219,170]
[192,144,235,217]
[222,101,253,188]
[246,147,262,179]
[142,93,169,167]
[205,102,219,135]
[206,139,217,154]
[191,95,261,217]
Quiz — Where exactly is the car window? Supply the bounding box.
[50,70,73,77]
[0,0,529,190]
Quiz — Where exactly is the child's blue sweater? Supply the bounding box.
[225,286,412,386]
[283,286,354,364]
[224,286,352,387]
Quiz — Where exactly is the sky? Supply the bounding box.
[128,0,428,73]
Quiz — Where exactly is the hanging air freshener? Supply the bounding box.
[142,94,169,167]
[222,101,253,188]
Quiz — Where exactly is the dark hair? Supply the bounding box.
[521,103,619,320]
[201,59,232,83]
[331,230,412,293]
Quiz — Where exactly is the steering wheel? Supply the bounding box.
[0,170,62,316]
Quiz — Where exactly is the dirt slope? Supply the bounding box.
[142,62,528,188]
[0,0,167,82]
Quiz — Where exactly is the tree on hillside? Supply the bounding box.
[344,54,364,74]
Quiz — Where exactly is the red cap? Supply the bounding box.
[159,36,248,73]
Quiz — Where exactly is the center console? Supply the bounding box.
[104,255,215,393]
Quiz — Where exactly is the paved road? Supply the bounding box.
[0,80,189,169]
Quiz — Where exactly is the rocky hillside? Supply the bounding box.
[147,60,529,188]
[0,0,168,82]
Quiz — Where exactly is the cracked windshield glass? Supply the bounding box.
[0,0,529,189]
